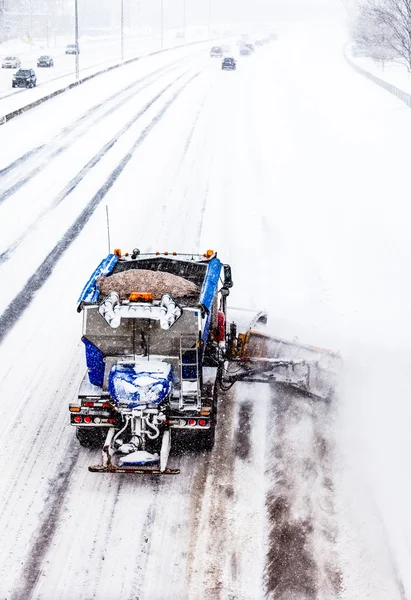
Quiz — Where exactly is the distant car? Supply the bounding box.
[12,68,37,88]
[239,46,251,56]
[210,46,223,58]
[245,43,255,52]
[2,56,21,69]
[65,44,79,55]
[37,55,54,67]
[222,57,236,71]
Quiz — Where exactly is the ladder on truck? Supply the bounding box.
[179,333,201,411]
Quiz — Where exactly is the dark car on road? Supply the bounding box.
[37,55,54,67]
[222,57,236,71]
[12,68,37,88]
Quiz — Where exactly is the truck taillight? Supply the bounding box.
[198,419,206,427]
[83,402,94,407]
[188,419,196,426]
[84,416,92,423]
[74,416,82,423]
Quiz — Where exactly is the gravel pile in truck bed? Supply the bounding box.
[97,269,199,301]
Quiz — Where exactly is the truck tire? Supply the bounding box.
[76,427,106,448]
[200,380,219,451]
[201,420,216,451]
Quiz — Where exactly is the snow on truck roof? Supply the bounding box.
[78,252,222,314]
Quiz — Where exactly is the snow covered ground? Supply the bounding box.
[1,18,411,600]
[348,44,411,95]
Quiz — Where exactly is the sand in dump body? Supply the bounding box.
[97,270,199,301]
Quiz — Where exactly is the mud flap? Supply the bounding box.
[160,429,171,472]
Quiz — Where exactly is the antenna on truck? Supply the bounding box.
[106,205,111,255]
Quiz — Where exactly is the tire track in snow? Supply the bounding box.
[127,479,163,600]
[191,75,220,252]
[139,67,216,254]
[0,69,189,265]
[140,81,210,253]
[184,451,212,594]
[185,384,238,599]
[82,477,125,599]
[234,399,253,461]
[0,58,194,206]
[264,386,342,600]
[0,53,196,181]
[0,70,202,345]
[0,349,83,558]
[11,441,81,600]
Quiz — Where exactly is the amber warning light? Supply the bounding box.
[129,292,153,302]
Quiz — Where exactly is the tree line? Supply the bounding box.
[353,0,411,70]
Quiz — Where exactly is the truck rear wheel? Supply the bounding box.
[200,381,218,451]
[200,420,216,451]
[76,427,106,448]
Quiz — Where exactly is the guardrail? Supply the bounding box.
[0,39,214,126]
[344,45,411,108]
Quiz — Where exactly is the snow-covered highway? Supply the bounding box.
[1,20,411,600]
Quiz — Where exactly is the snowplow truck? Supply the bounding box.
[70,249,339,474]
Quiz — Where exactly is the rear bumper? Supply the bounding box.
[89,464,179,474]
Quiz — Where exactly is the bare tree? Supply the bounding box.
[354,0,411,70]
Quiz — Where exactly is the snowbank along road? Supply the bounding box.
[1,22,411,600]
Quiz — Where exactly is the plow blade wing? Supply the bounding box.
[227,330,340,400]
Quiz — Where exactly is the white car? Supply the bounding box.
[2,56,21,69]
[65,44,80,55]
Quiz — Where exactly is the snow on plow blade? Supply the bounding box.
[227,330,340,400]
